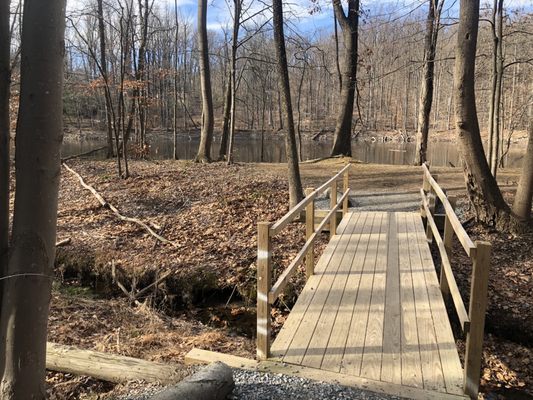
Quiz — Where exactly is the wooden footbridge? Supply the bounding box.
[255,164,491,400]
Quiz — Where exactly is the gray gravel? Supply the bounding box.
[229,369,400,400]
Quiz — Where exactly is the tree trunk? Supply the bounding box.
[414,0,443,166]
[0,1,66,398]
[97,0,114,159]
[0,0,10,288]
[227,0,241,165]
[272,0,304,207]
[219,71,231,161]
[490,0,504,178]
[195,0,214,163]
[173,0,179,160]
[453,0,510,228]
[512,108,533,222]
[331,0,359,157]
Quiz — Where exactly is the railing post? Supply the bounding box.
[441,195,457,298]
[342,169,349,215]
[421,164,431,225]
[257,222,272,360]
[464,241,491,399]
[426,174,438,241]
[330,180,337,238]
[305,188,315,279]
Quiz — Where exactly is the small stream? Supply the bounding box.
[62,132,526,168]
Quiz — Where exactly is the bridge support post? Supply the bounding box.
[305,188,315,279]
[464,241,491,399]
[441,196,457,299]
[342,169,349,215]
[257,222,272,360]
[330,180,337,237]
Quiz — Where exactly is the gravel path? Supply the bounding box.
[119,367,400,400]
[230,369,400,400]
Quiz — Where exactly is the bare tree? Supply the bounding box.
[414,0,444,165]
[195,0,214,163]
[331,0,359,157]
[453,0,511,228]
[0,0,66,397]
[0,0,10,286]
[272,0,303,206]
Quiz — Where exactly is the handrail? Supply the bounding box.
[422,163,476,257]
[256,164,351,360]
[420,188,470,333]
[269,189,350,303]
[270,164,351,237]
[420,163,492,398]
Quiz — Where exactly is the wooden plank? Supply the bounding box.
[282,213,362,365]
[398,212,423,388]
[341,213,384,377]
[380,212,402,385]
[301,212,369,369]
[464,242,491,398]
[360,212,388,380]
[270,212,356,359]
[320,213,374,373]
[257,360,469,400]
[412,216,464,396]
[185,348,258,370]
[407,213,446,392]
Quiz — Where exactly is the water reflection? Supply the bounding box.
[61,132,525,168]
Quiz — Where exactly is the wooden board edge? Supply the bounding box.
[184,348,258,370]
[257,360,469,400]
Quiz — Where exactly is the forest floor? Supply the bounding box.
[37,158,531,399]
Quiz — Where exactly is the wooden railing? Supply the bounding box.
[256,164,351,360]
[420,163,491,399]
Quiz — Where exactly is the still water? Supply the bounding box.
[62,132,525,168]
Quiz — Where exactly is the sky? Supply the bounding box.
[66,0,533,36]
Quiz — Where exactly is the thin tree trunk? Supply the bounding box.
[453,0,510,229]
[490,0,504,177]
[414,0,443,165]
[333,9,342,92]
[272,0,303,207]
[195,0,214,162]
[173,0,179,160]
[97,0,114,159]
[219,71,231,161]
[0,1,66,397]
[331,0,359,157]
[227,0,241,165]
[512,104,533,222]
[0,0,10,286]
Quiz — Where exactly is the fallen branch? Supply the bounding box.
[55,238,71,247]
[46,342,184,384]
[61,146,108,162]
[62,162,176,247]
[134,270,173,300]
[149,362,234,400]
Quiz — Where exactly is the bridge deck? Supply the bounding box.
[270,211,465,397]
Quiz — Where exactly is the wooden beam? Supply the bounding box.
[464,242,491,399]
[305,188,315,279]
[330,180,338,237]
[256,222,272,360]
[185,348,258,370]
[46,342,183,384]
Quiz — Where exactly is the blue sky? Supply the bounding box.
[67,0,532,35]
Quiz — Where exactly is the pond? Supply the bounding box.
[61,132,526,168]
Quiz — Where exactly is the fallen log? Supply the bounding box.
[149,362,234,400]
[62,162,176,247]
[46,342,184,384]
